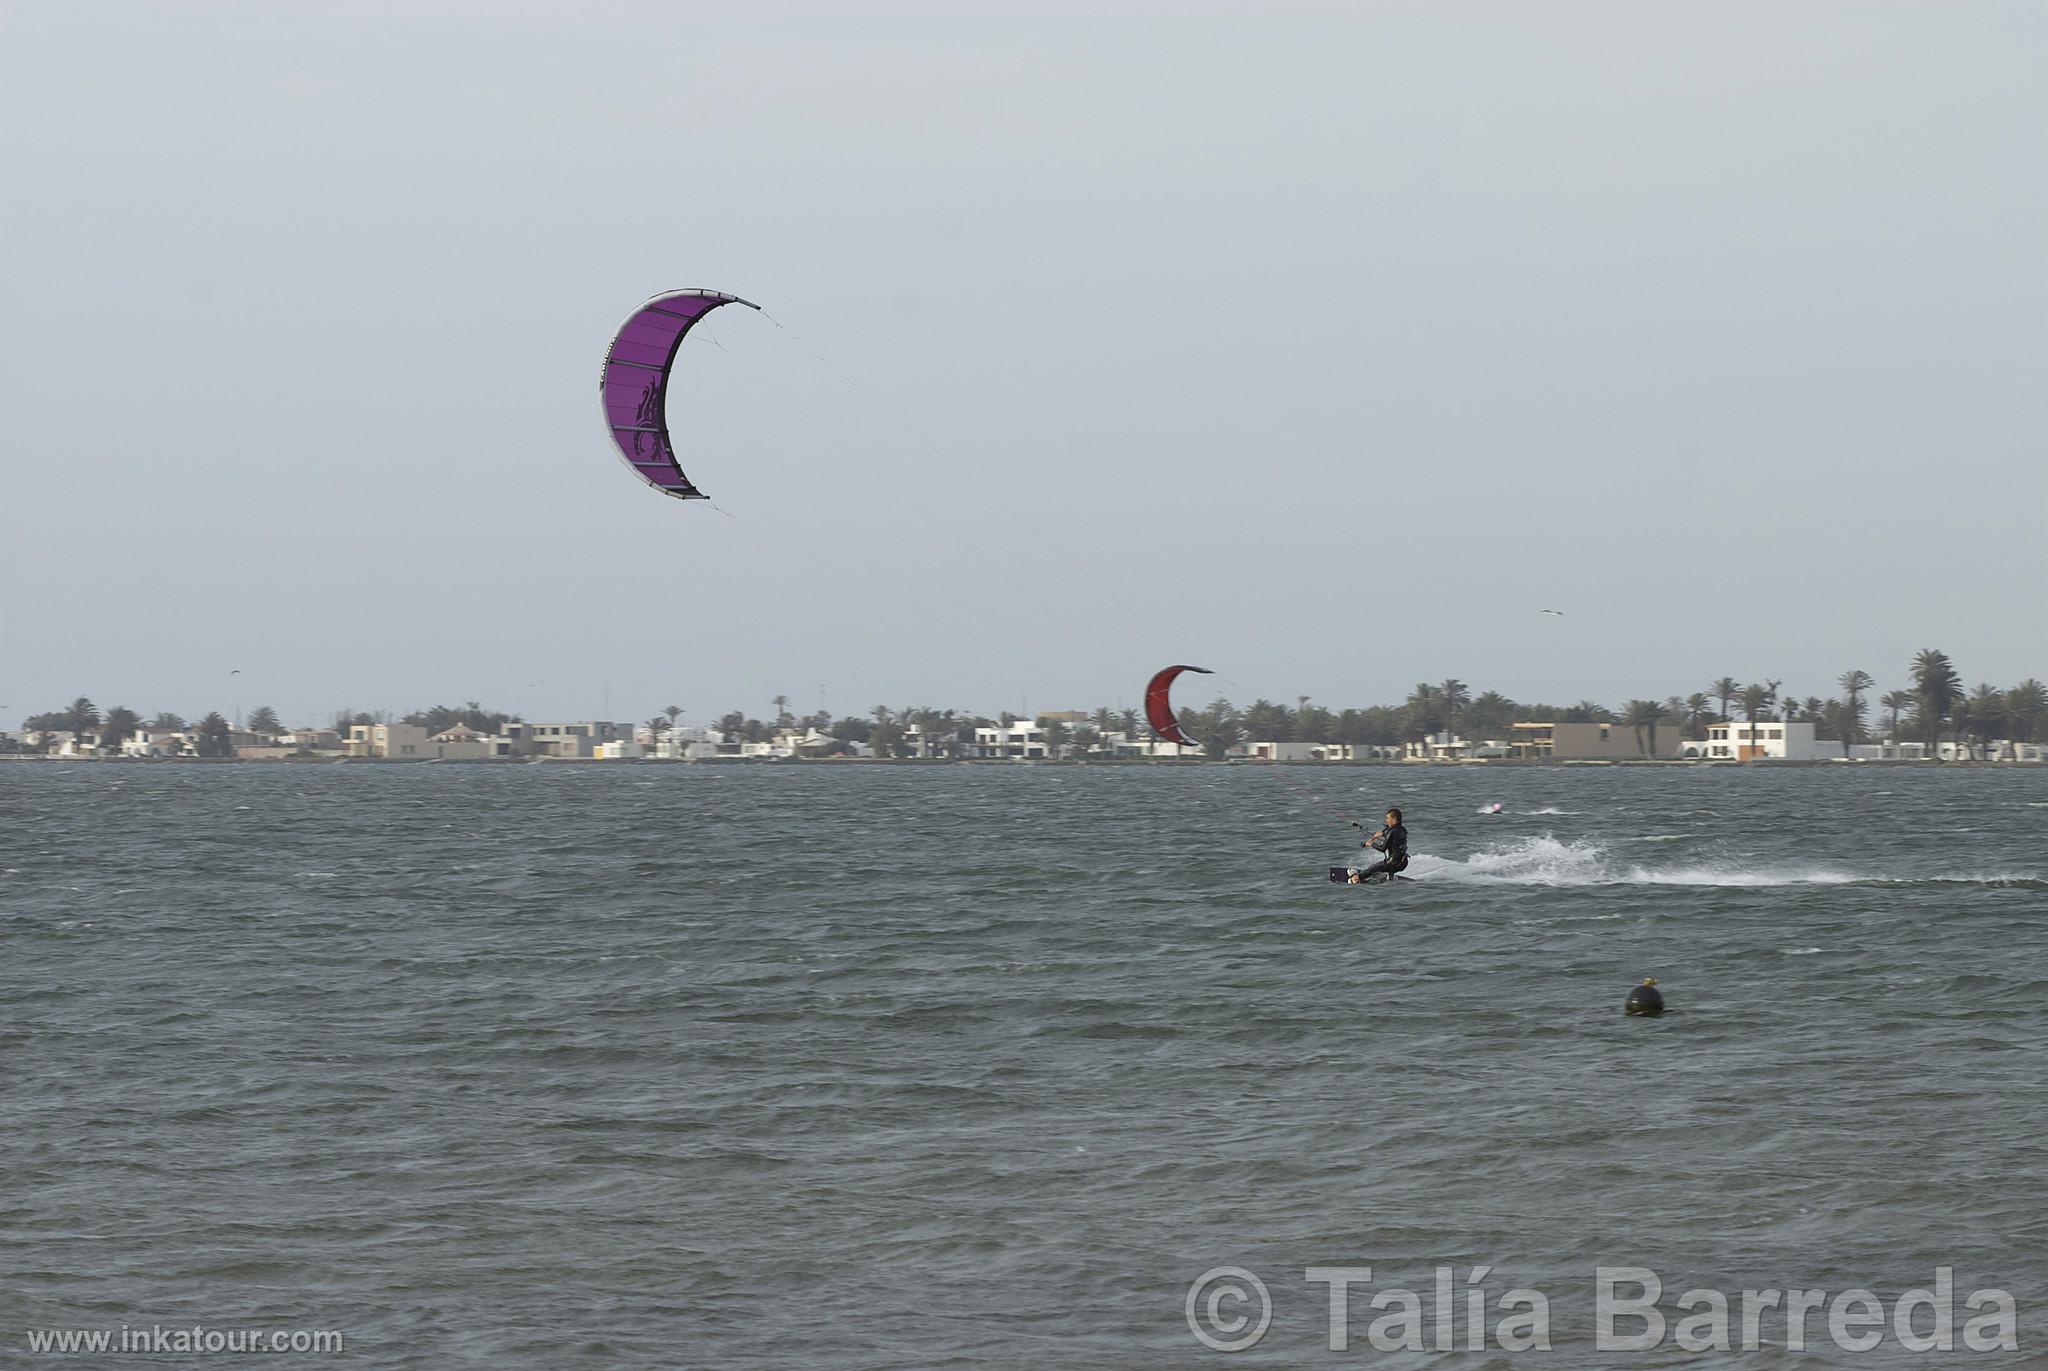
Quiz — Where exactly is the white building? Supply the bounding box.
[1681,720,1833,761]
[123,727,191,758]
[638,725,722,760]
[1249,741,1354,762]
[1404,732,1477,761]
[974,721,1052,759]
[1937,738,2046,762]
[1847,740,1931,760]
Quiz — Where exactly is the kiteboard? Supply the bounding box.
[1329,867,1418,885]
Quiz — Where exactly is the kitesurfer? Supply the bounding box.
[1354,807,1409,881]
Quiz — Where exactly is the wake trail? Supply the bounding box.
[1402,837,2041,889]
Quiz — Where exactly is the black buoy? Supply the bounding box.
[1623,977,1665,1016]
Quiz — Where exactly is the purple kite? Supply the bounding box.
[599,288,760,500]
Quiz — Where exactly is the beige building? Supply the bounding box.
[347,723,431,759]
[427,723,496,760]
[1508,721,1683,760]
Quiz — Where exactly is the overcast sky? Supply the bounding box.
[3,1,2042,728]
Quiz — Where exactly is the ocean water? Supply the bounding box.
[4,762,2046,1367]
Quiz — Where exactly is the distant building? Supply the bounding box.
[1250,741,1356,762]
[277,728,343,752]
[638,725,720,760]
[1937,738,2047,762]
[1404,732,1477,761]
[1511,721,1684,760]
[123,727,191,758]
[347,723,431,759]
[1848,740,1930,760]
[493,721,624,759]
[1679,720,1831,761]
[974,721,1051,759]
[44,730,92,757]
[419,723,493,760]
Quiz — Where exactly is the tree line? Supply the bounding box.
[671,650,2046,761]
[1142,652,2043,760]
[13,650,2044,760]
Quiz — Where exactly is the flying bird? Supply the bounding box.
[1539,609,1565,616]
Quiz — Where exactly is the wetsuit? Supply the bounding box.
[1360,822,1408,879]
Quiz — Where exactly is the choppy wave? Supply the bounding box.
[1411,837,2044,888]
[1407,836,1973,887]
[9,761,2048,1371]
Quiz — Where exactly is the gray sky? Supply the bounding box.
[4,1,2042,728]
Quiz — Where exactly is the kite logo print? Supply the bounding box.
[632,380,666,459]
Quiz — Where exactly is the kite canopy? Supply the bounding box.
[1144,665,1214,747]
[599,289,760,500]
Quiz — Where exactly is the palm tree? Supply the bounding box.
[1682,693,1712,739]
[1910,649,1962,755]
[1835,670,1874,754]
[1242,699,1289,742]
[1878,690,1911,740]
[2003,680,2047,747]
[101,705,141,754]
[1464,691,1515,737]
[664,704,683,726]
[195,712,233,758]
[1403,683,1443,741]
[65,696,100,740]
[1949,696,1977,760]
[1710,677,1739,724]
[1736,683,1772,759]
[1620,699,1663,757]
[1966,683,2003,758]
[1438,679,1470,732]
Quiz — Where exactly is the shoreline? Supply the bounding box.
[2,755,2036,769]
